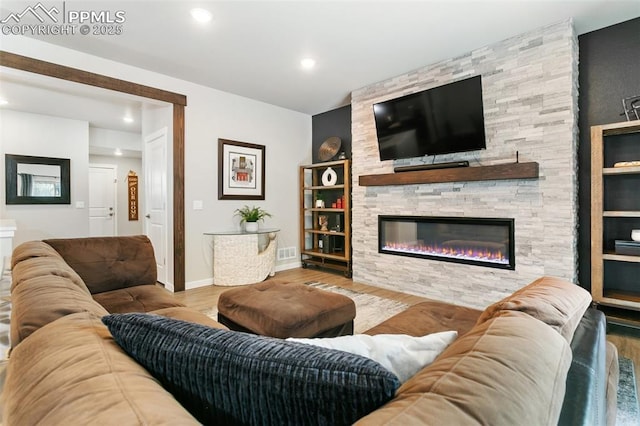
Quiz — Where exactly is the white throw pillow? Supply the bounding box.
[288,331,457,383]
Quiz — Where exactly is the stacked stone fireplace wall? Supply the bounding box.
[351,20,579,309]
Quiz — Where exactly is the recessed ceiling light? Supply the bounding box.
[123,116,134,123]
[301,58,316,70]
[191,8,212,23]
[0,99,8,106]
[114,148,123,156]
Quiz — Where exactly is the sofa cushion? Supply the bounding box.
[356,311,573,426]
[103,313,400,426]
[476,276,592,342]
[92,284,185,313]
[44,235,157,294]
[11,255,89,294]
[3,311,200,425]
[289,331,458,383]
[365,300,481,337]
[10,240,63,269]
[10,275,108,348]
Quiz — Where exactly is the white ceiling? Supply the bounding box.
[0,66,150,132]
[0,0,638,123]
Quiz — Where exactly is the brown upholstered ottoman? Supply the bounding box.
[217,280,356,338]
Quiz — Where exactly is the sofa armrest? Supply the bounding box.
[43,235,157,294]
[558,307,608,426]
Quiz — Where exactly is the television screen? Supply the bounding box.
[373,75,486,161]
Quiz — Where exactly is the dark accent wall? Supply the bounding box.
[311,105,352,164]
[578,17,640,291]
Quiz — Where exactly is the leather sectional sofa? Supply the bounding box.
[2,235,618,425]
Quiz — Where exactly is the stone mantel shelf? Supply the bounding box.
[358,162,539,186]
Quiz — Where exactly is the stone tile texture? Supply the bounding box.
[350,20,579,309]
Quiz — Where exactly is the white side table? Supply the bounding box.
[204,228,279,286]
[0,220,17,279]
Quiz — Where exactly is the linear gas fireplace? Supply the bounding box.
[379,216,515,270]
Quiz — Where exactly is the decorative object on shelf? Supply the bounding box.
[321,167,338,186]
[318,137,341,162]
[315,191,325,208]
[615,240,640,256]
[332,215,342,232]
[322,235,330,253]
[632,230,640,242]
[218,139,265,200]
[621,95,640,121]
[614,161,640,168]
[319,215,329,231]
[234,205,272,232]
[127,171,139,221]
[338,152,347,160]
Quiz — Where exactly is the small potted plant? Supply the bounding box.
[315,191,325,208]
[234,205,272,232]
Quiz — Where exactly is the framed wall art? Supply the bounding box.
[218,138,265,200]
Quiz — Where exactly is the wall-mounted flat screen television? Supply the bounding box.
[373,75,486,161]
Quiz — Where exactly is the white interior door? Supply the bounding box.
[144,128,168,285]
[89,164,117,237]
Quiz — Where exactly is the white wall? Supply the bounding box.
[2,36,312,290]
[0,110,90,243]
[89,127,141,152]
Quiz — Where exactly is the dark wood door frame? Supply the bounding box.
[0,51,187,292]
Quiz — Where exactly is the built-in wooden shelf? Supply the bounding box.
[603,211,640,218]
[603,252,640,263]
[591,120,640,313]
[358,162,539,186]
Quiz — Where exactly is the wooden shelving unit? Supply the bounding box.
[359,162,538,186]
[591,119,640,315]
[299,159,351,277]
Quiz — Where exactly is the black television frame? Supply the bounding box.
[373,75,486,161]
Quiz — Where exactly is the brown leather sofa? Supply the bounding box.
[2,236,619,425]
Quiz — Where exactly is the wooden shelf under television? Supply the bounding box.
[358,162,539,186]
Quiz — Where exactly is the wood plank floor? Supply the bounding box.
[174,267,640,392]
[172,267,434,312]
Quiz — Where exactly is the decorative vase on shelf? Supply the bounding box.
[245,222,259,233]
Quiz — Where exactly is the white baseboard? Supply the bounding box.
[185,277,214,290]
[275,260,302,272]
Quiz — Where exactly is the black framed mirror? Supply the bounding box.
[5,154,71,204]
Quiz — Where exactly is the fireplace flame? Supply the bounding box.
[383,242,508,264]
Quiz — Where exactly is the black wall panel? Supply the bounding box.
[578,17,640,290]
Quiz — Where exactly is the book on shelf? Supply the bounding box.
[614,240,640,256]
